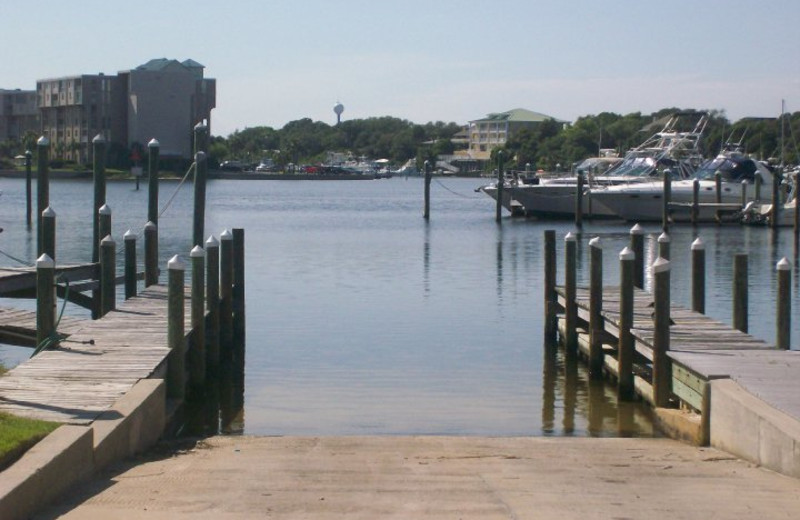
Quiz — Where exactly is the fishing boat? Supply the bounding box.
[741,167,799,226]
[481,111,708,218]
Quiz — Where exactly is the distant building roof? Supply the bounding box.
[471,108,565,124]
[135,58,205,72]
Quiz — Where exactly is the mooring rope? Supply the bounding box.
[433,178,483,199]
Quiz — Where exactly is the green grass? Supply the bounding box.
[0,413,60,470]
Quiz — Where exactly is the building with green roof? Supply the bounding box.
[467,108,565,160]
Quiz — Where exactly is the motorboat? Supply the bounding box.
[741,167,798,226]
[591,144,778,222]
[481,111,709,218]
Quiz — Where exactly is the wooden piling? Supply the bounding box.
[206,235,220,371]
[771,171,780,230]
[776,257,791,350]
[36,137,50,257]
[691,179,700,225]
[423,161,431,220]
[496,151,505,224]
[147,138,160,225]
[190,245,206,388]
[167,255,185,399]
[100,235,116,316]
[564,232,578,356]
[652,257,671,408]
[658,232,670,261]
[36,254,55,350]
[25,150,32,229]
[41,207,56,262]
[618,247,635,401]
[98,204,112,246]
[691,237,706,314]
[233,228,246,361]
[124,230,137,300]
[630,224,645,289]
[588,237,603,377]
[144,221,158,287]
[194,121,209,154]
[543,230,557,345]
[220,230,234,363]
[755,172,762,201]
[715,171,723,224]
[733,253,748,333]
[662,170,671,231]
[575,170,584,228]
[92,135,106,264]
[193,151,208,248]
[740,180,748,209]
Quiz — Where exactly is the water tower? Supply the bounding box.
[334,102,344,125]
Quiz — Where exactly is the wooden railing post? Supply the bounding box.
[588,236,603,377]
[618,247,635,401]
[691,238,705,314]
[630,224,645,289]
[776,258,791,350]
[124,230,137,299]
[167,255,185,399]
[144,221,158,287]
[190,245,206,388]
[41,207,56,262]
[36,254,56,350]
[733,253,748,333]
[652,257,671,408]
[544,230,557,345]
[564,232,578,355]
[36,136,50,257]
[100,235,116,316]
[206,235,220,372]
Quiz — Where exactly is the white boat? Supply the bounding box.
[591,145,778,222]
[482,111,709,218]
[741,168,798,226]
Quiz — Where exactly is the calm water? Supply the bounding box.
[0,176,797,437]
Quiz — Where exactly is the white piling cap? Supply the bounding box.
[206,235,219,247]
[37,254,54,268]
[101,234,115,245]
[194,121,208,130]
[589,236,601,248]
[658,232,670,243]
[190,245,205,258]
[144,221,157,231]
[37,136,49,146]
[619,246,635,261]
[148,138,160,148]
[99,204,111,215]
[777,257,791,271]
[195,151,206,161]
[168,254,185,271]
[92,134,105,143]
[220,229,233,241]
[564,231,576,242]
[124,229,136,241]
[691,237,705,250]
[42,206,56,217]
[652,257,671,273]
[630,223,645,235]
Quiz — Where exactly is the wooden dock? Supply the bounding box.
[0,286,187,424]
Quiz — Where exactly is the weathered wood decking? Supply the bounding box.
[556,285,800,422]
[0,285,186,424]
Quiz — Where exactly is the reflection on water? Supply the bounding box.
[0,177,796,437]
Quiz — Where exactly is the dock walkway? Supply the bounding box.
[0,285,183,424]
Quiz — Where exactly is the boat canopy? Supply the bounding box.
[694,154,760,182]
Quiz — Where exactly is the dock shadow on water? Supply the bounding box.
[181,347,246,437]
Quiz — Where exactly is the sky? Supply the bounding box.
[2,0,798,137]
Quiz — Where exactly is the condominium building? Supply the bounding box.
[467,108,565,160]
[0,89,39,143]
[36,58,215,163]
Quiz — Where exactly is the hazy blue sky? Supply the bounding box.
[3,0,798,136]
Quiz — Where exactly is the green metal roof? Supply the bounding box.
[471,108,564,124]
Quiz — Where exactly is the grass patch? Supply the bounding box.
[0,413,60,471]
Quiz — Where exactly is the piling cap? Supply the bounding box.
[652,257,671,273]
[691,237,705,250]
[148,138,160,148]
[564,231,577,242]
[206,235,219,247]
[777,257,791,271]
[99,204,111,215]
[101,234,115,245]
[37,136,49,146]
[42,206,56,217]
[658,232,670,243]
[124,229,136,241]
[630,223,645,235]
[92,134,105,144]
[220,229,233,241]
[190,245,205,258]
[589,236,601,248]
[619,246,635,261]
[36,254,54,268]
[195,151,206,161]
[194,121,208,130]
[167,254,185,271]
[25,149,32,157]
[144,221,157,231]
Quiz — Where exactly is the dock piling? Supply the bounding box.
[190,246,207,389]
[715,172,723,224]
[575,170,584,229]
[41,207,56,262]
[148,138,160,225]
[741,180,748,209]
[776,258,791,350]
[691,238,706,314]
[564,232,578,356]
[36,137,50,257]
[496,152,505,224]
[124,230,137,299]
[100,235,116,316]
[232,228,246,393]
[423,161,431,220]
[652,257,672,408]
[630,224,645,289]
[658,232,670,261]
[35,254,56,351]
[618,247,635,401]
[662,170,671,231]
[691,179,700,225]
[92,135,107,264]
[733,253,748,333]
[588,237,603,377]
[167,255,186,399]
[220,230,234,363]
[193,151,208,248]
[25,150,32,229]
[206,235,221,371]
[144,221,158,287]
[544,230,557,345]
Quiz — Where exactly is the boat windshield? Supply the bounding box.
[694,156,757,182]
[575,157,622,175]
[607,155,657,177]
